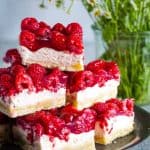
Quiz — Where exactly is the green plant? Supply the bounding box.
[42,0,150,104]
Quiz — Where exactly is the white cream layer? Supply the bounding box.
[18,46,84,71]
[68,79,119,110]
[3,88,65,108]
[14,126,95,150]
[35,131,95,150]
[95,115,134,137]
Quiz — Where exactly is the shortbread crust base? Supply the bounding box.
[0,97,65,118]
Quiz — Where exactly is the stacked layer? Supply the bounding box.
[0,64,67,117]
[18,18,84,71]
[0,17,135,150]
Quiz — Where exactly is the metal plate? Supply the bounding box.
[0,106,150,150]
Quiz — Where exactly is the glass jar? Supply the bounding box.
[93,29,150,105]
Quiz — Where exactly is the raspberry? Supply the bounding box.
[0,74,13,89]
[36,27,51,39]
[50,68,67,86]
[51,31,67,50]
[38,40,51,49]
[95,70,108,86]
[15,73,34,92]
[27,64,46,91]
[105,62,120,80]
[39,21,50,29]
[52,23,66,33]
[0,87,7,97]
[60,105,79,122]
[67,34,83,54]
[0,68,10,75]
[92,102,107,113]
[43,74,60,92]
[10,64,26,76]
[70,71,95,92]
[8,88,17,96]
[86,60,105,73]
[66,23,82,35]
[27,64,46,80]
[21,17,39,32]
[19,30,38,51]
[72,109,96,133]
[3,49,22,65]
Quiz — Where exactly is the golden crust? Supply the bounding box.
[95,123,134,145]
[0,97,65,118]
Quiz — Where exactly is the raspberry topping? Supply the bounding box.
[69,70,95,93]
[0,73,14,97]
[60,105,96,134]
[0,64,66,97]
[0,68,10,75]
[0,66,65,98]
[67,34,83,54]
[86,59,120,81]
[52,23,66,33]
[42,68,66,92]
[3,49,22,65]
[92,98,134,129]
[20,17,83,54]
[27,64,46,80]
[21,17,39,32]
[27,64,46,91]
[51,31,67,51]
[0,74,13,90]
[19,30,38,51]
[66,23,82,35]
[15,73,34,92]
[16,106,96,142]
[16,111,70,142]
[36,26,51,39]
[11,64,26,76]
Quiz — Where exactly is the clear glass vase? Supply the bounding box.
[93,29,150,105]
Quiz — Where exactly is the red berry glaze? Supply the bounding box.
[0,64,66,97]
[20,17,83,54]
[51,31,67,50]
[27,64,46,80]
[15,73,34,92]
[3,49,22,65]
[86,59,120,87]
[27,64,46,91]
[11,64,26,76]
[0,73,14,97]
[60,105,96,134]
[92,98,134,129]
[39,21,51,29]
[36,26,51,39]
[67,34,83,54]
[52,23,66,33]
[43,68,66,92]
[21,17,39,32]
[0,68,10,75]
[20,30,38,51]
[16,105,96,143]
[0,74,13,89]
[69,70,95,93]
[66,22,82,35]
[86,60,120,80]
